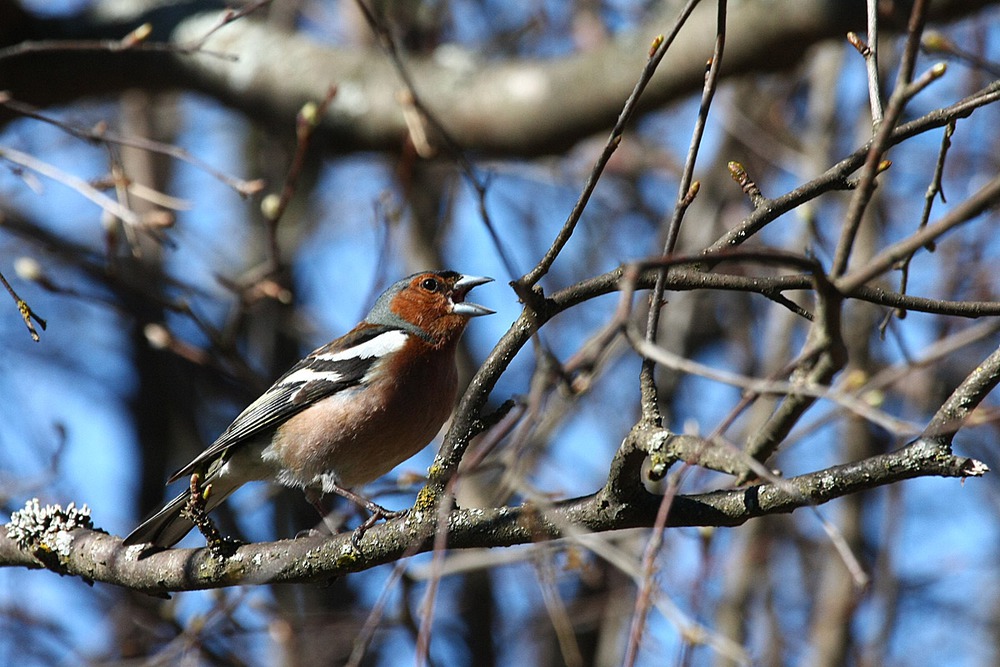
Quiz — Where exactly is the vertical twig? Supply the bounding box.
[260,85,339,274]
[534,549,584,667]
[879,119,953,331]
[622,470,687,667]
[414,485,457,667]
[625,1,728,661]
[640,0,727,424]
[866,0,883,124]
[831,0,931,278]
[345,561,408,667]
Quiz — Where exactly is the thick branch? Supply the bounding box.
[2,0,997,155]
[0,436,984,594]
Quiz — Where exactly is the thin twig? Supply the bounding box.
[0,1,274,63]
[711,80,1000,255]
[837,169,1000,293]
[623,471,686,667]
[534,549,584,667]
[831,0,933,278]
[880,119,954,331]
[866,0,883,123]
[345,561,408,667]
[0,94,264,197]
[0,36,235,63]
[627,332,921,436]
[0,145,140,225]
[414,488,456,667]
[922,30,1000,77]
[519,0,706,290]
[0,269,46,342]
[640,0,727,423]
[351,0,522,285]
[181,0,275,52]
[260,85,339,273]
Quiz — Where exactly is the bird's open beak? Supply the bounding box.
[451,275,494,317]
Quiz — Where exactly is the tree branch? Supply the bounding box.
[3,0,998,155]
[0,434,984,594]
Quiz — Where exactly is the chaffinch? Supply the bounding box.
[124,271,493,549]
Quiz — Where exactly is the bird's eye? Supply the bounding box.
[421,277,440,292]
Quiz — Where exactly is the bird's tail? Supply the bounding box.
[122,471,242,551]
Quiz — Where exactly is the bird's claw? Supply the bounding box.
[348,506,409,552]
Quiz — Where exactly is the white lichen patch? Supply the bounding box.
[126,544,150,558]
[52,531,75,558]
[6,498,93,553]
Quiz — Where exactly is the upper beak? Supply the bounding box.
[451,275,494,317]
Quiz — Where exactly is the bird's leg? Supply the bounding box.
[324,484,408,550]
[181,473,239,557]
[327,484,406,519]
[305,491,345,536]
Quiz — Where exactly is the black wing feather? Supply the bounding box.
[168,326,396,481]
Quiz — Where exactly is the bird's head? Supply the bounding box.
[366,271,493,346]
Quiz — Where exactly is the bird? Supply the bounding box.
[123,270,493,549]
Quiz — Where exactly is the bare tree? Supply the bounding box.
[2,1,1000,665]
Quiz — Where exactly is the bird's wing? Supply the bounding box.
[168,325,409,482]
